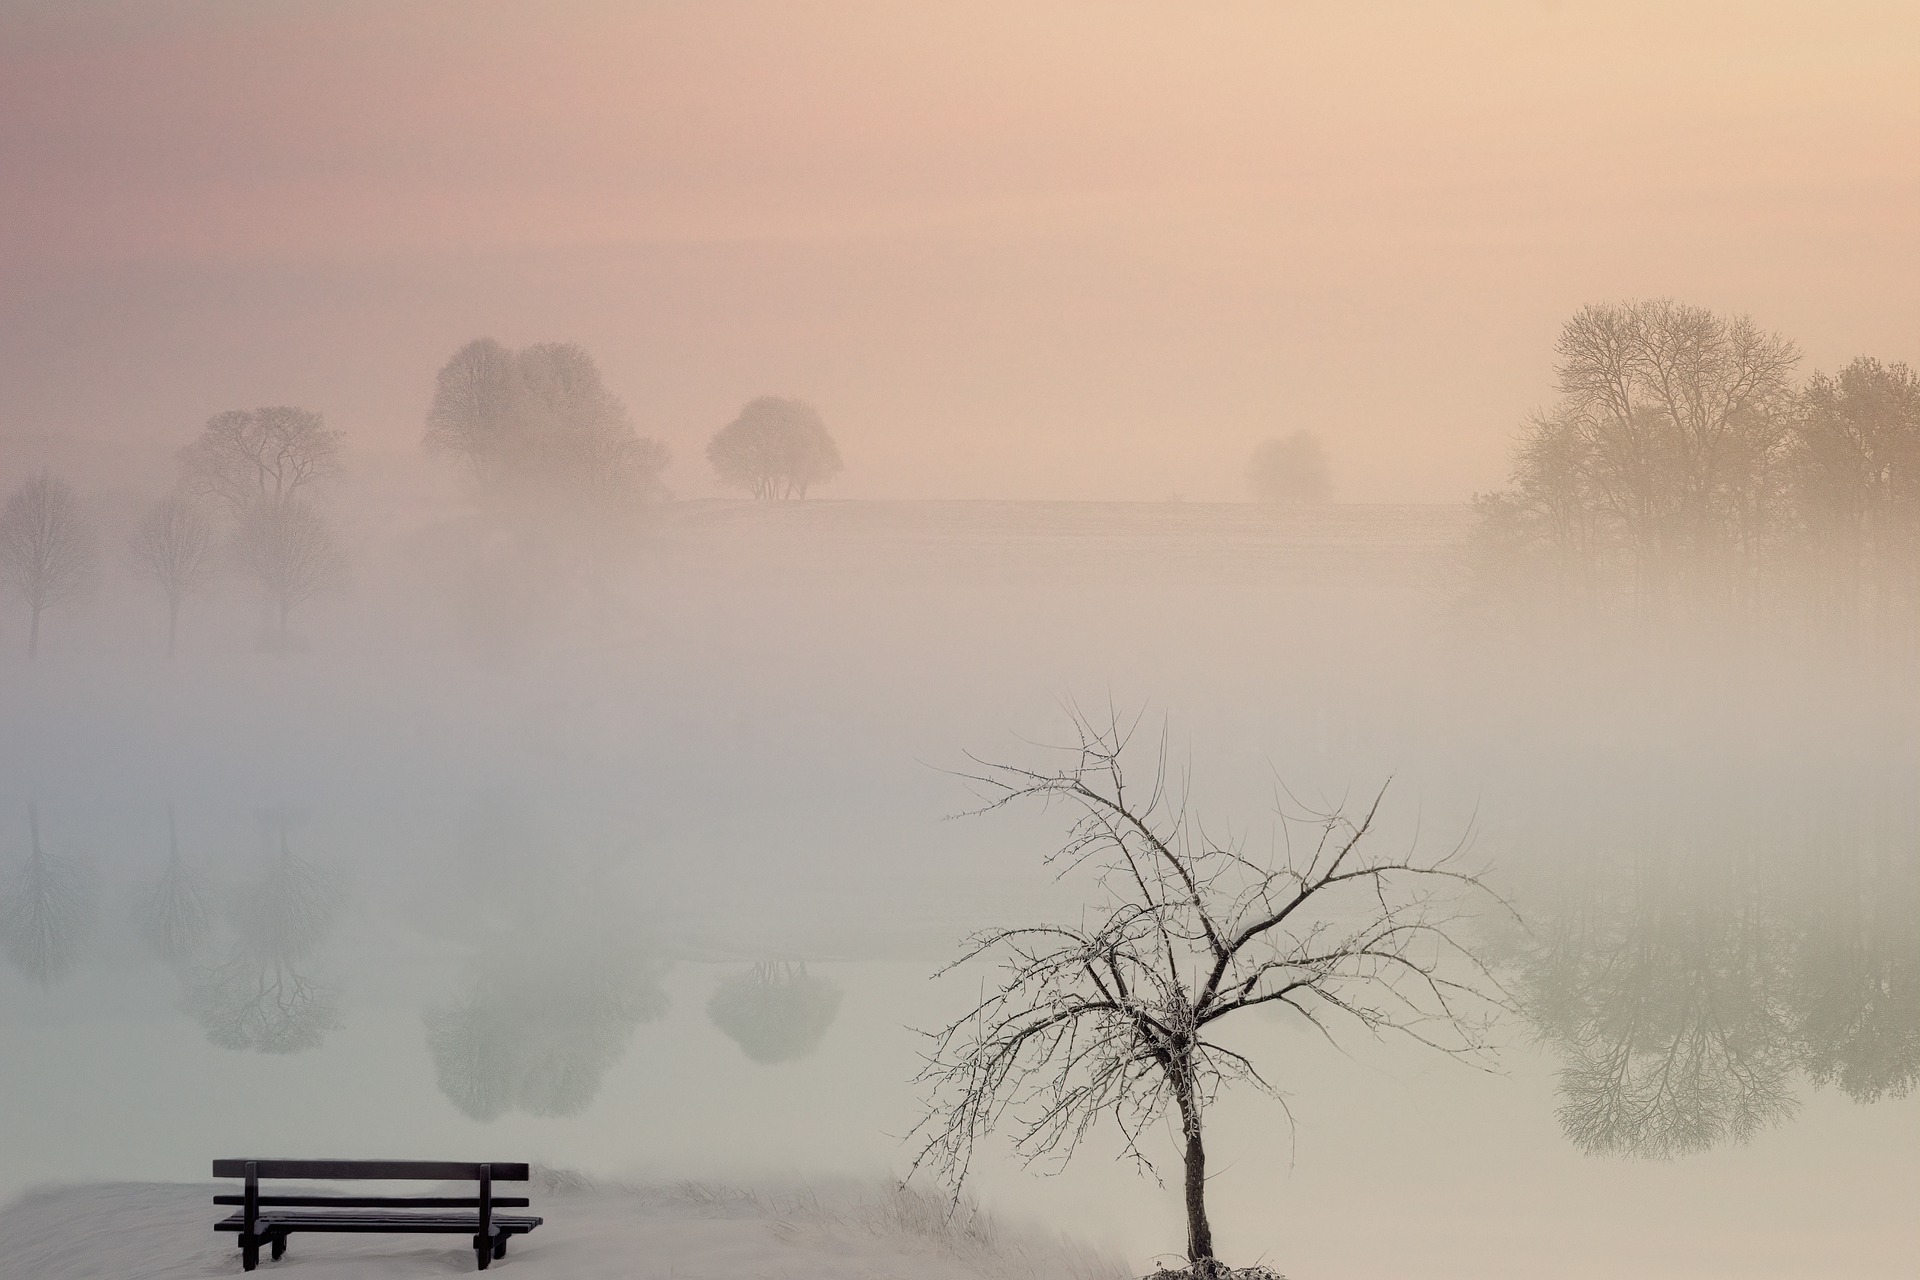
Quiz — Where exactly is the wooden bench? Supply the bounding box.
[213,1158,543,1271]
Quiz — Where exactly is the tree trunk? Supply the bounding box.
[27,605,40,659]
[1173,1058,1216,1275]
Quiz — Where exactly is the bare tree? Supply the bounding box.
[1245,431,1331,504]
[129,494,218,657]
[912,708,1509,1279]
[0,471,96,659]
[178,406,342,518]
[707,396,843,500]
[235,499,346,649]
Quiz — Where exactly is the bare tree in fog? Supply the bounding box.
[133,806,213,966]
[235,499,347,650]
[0,802,96,986]
[178,406,342,517]
[425,338,670,519]
[181,814,343,1053]
[707,961,842,1064]
[0,471,97,658]
[912,708,1509,1280]
[707,396,843,500]
[129,494,218,657]
[1245,431,1331,504]
[1466,299,1805,624]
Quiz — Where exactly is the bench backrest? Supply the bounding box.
[212,1159,531,1182]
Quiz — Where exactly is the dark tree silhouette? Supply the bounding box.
[911,708,1509,1279]
[0,802,96,985]
[129,494,218,657]
[235,499,346,649]
[707,961,842,1064]
[1245,431,1331,504]
[707,396,843,500]
[178,406,341,518]
[0,472,96,658]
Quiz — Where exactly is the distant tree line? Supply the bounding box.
[0,337,845,658]
[1465,299,1919,639]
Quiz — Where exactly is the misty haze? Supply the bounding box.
[1,4,1915,1279]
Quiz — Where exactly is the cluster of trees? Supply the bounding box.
[426,339,843,509]
[1468,299,1919,635]
[0,406,346,658]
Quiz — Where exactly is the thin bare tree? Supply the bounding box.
[0,471,96,659]
[178,406,342,518]
[235,499,346,649]
[129,494,218,657]
[911,708,1510,1279]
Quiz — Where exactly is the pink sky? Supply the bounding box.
[3,0,1916,501]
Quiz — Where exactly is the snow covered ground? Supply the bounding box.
[0,1176,1126,1280]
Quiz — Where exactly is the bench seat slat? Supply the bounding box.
[214,1195,531,1208]
[212,1159,530,1181]
[216,1211,542,1233]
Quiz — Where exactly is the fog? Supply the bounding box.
[2,5,1917,1279]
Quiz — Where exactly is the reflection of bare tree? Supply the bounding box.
[1789,826,1920,1104]
[0,803,95,986]
[1515,781,1919,1157]
[425,939,668,1120]
[707,961,842,1064]
[181,950,341,1053]
[180,814,343,1054]
[1523,859,1799,1158]
[133,806,212,965]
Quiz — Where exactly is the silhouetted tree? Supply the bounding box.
[707,396,843,500]
[707,961,842,1063]
[1245,431,1331,504]
[235,499,346,649]
[0,472,96,658]
[912,708,1508,1280]
[129,494,218,657]
[425,338,669,517]
[178,406,341,518]
[0,803,95,985]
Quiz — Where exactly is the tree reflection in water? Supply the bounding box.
[707,961,842,1064]
[425,938,669,1119]
[179,814,343,1054]
[0,802,95,987]
[1512,774,1918,1157]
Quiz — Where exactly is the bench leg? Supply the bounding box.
[474,1233,493,1270]
[494,1233,509,1260]
[271,1229,287,1261]
[241,1237,259,1271]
